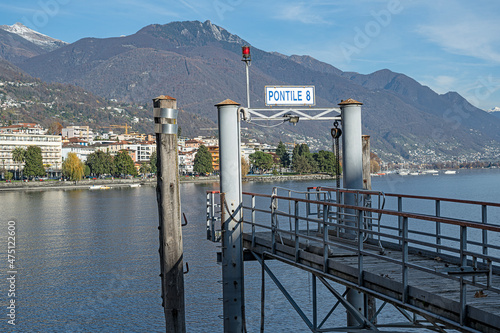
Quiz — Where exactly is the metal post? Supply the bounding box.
[312,273,318,330]
[402,216,409,303]
[340,98,365,328]
[482,205,488,261]
[460,225,467,325]
[153,95,186,333]
[245,62,251,108]
[216,99,245,333]
[436,200,441,253]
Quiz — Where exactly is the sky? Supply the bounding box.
[1,0,500,110]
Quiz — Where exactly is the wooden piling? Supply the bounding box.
[362,135,371,191]
[362,135,376,324]
[154,95,186,333]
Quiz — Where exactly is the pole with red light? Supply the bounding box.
[241,45,251,108]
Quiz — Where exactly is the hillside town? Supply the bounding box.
[0,122,298,179]
[2,121,500,182]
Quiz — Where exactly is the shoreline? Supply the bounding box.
[0,174,338,191]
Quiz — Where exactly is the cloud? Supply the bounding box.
[416,11,500,63]
[274,3,334,25]
[433,75,458,92]
[0,4,34,15]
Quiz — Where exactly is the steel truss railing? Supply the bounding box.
[207,187,500,332]
[244,107,341,121]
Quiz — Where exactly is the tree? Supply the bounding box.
[11,147,26,180]
[291,143,316,173]
[275,141,290,168]
[370,159,380,173]
[24,146,45,178]
[149,151,157,174]
[62,153,85,181]
[313,150,338,174]
[293,155,312,174]
[298,143,310,156]
[241,157,250,176]
[292,144,301,165]
[5,171,13,181]
[48,121,63,135]
[276,141,286,160]
[86,150,114,176]
[193,145,214,175]
[280,151,291,168]
[370,152,382,173]
[140,163,151,175]
[114,150,137,176]
[84,164,91,177]
[249,151,274,174]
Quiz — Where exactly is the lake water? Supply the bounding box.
[0,168,499,332]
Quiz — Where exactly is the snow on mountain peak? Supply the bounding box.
[488,107,500,113]
[0,22,67,51]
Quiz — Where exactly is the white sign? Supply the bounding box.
[265,86,315,106]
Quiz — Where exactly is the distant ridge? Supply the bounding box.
[0,23,67,52]
[488,107,500,119]
[2,20,500,162]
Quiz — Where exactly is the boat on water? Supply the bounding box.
[89,185,111,190]
[444,170,457,175]
[129,184,141,188]
[409,172,420,176]
[423,170,439,174]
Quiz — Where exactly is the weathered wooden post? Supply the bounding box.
[154,95,186,333]
[362,135,377,323]
[362,135,371,191]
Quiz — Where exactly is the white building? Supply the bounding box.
[0,133,62,174]
[178,151,196,174]
[62,125,94,142]
[0,123,46,135]
[136,141,156,162]
[62,144,95,162]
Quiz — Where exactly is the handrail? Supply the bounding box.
[241,191,500,232]
[207,186,500,331]
[318,186,500,207]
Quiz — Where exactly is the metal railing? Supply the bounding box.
[207,187,500,328]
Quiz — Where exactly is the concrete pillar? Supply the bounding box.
[216,99,245,333]
[340,98,365,328]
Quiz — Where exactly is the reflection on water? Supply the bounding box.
[0,169,498,332]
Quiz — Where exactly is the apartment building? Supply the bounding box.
[62,125,93,141]
[0,133,62,173]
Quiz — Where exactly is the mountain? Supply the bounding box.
[0,23,67,52]
[0,57,216,135]
[0,28,48,64]
[488,107,500,119]
[10,20,500,162]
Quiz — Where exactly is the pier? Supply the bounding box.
[207,186,500,332]
[202,93,500,332]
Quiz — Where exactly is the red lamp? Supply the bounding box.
[242,45,251,61]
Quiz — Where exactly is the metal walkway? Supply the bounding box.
[207,186,500,332]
